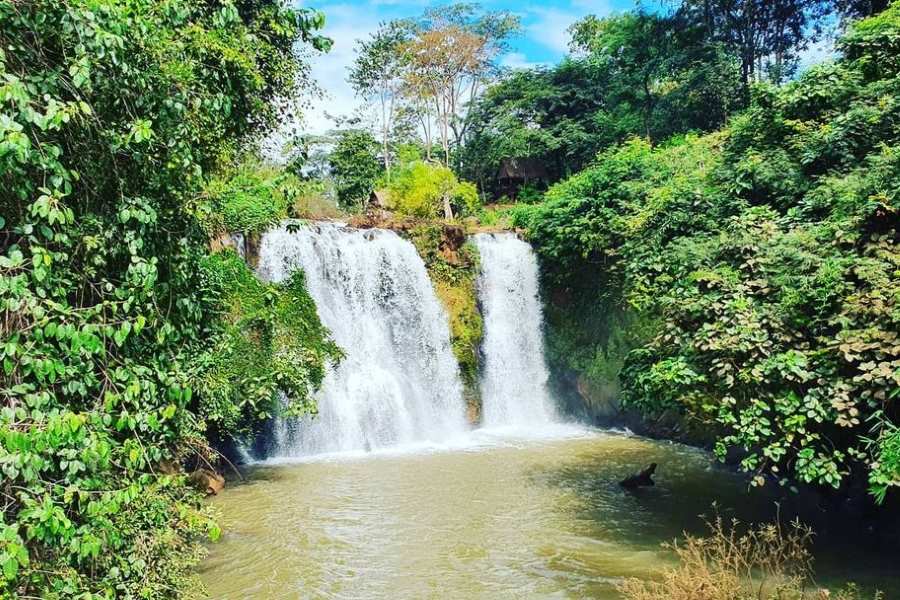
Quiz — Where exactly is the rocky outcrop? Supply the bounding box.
[209,231,260,267]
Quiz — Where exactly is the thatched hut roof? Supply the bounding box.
[369,189,389,208]
[497,158,548,181]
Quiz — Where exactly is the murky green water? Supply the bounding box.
[200,429,898,599]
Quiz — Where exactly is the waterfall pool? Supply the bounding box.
[200,428,899,599]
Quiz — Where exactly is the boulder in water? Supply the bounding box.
[190,469,225,496]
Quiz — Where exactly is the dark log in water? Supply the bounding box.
[620,463,657,489]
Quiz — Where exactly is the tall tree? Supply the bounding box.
[328,129,382,210]
[348,20,412,179]
[833,0,891,18]
[401,3,520,165]
[403,25,487,165]
[676,0,832,87]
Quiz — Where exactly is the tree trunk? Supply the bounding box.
[442,193,454,221]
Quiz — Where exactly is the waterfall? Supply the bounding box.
[257,222,467,456]
[473,233,557,427]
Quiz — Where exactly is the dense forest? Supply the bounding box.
[0,1,336,596]
[1,0,898,598]
[513,5,900,501]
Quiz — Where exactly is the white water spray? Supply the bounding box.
[474,233,557,427]
[257,222,467,456]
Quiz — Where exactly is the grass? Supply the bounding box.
[619,517,881,600]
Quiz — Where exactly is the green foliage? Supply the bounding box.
[460,11,744,197]
[520,5,900,499]
[191,252,340,436]
[870,424,900,503]
[197,163,301,237]
[329,129,383,210]
[0,0,328,596]
[385,160,481,218]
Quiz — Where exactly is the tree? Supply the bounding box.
[676,0,833,88]
[400,4,520,165]
[349,20,412,179]
[329,129,383,210]
[833,0,891,18]
[571,12,743,139]
[0,0,330,595]
[460,12,743,198]
[460,59,616,195]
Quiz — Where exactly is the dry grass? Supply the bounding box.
[619,517,881,600]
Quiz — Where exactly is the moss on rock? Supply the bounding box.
[404,224,484,422]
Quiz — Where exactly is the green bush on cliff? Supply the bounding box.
[518,5,900,499]
[191,251,341,437]
[197,163,301,237]
[386,161,481,219]
[0,0,330,596]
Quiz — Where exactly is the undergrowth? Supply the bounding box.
[620,518,881,600]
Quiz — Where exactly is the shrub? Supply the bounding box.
[619,518,876,600]
[198,163,297,236]
[191,251,341,437]
[385,161,482,218]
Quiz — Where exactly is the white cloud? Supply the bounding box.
[524,3,612,54]
[298,4,382,134]
[797,37,837,72]
[277,1,617,139]
[526,8,578,53]
[500,51,548,70]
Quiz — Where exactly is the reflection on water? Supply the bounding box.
[201,429,898,599]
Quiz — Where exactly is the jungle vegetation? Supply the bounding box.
[1,0,899,597]
[0,0,336,597]
[511,3,900,502]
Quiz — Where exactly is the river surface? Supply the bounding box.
[201,427,898,599]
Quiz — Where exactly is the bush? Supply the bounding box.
[191,251,341,437]
[197,163,297,236]
[385,161,482,218]
[620,518,876,600]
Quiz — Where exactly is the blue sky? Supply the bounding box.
[297,1,654,133]
[295,1,833,135]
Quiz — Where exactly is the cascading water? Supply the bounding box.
[473,233,557,427]
[257,222,467,456]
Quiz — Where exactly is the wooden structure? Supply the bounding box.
[497,158,548,199]
[368,189,389,209]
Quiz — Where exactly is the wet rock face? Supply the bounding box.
[350,213,468,265]
[439,225,466,265]
[576,375,622,420]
